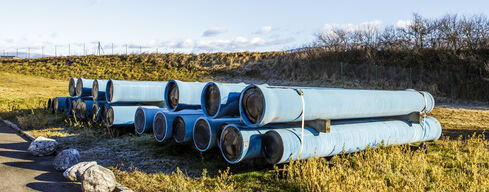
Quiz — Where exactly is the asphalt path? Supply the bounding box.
[0,122,80,192]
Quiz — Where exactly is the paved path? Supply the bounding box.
[0,122,80,192]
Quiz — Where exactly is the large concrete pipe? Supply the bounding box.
[164,80,207,112]
[239,84,435,127]
[92,79,109,101]
[193,117,241,152]
[105,79,167,104]
[172,112,204,143]
[261,117,442,164]
[76,78,94,97]
[105,105,161,128]
[201,82,248,119]
[68,78,78,96]
[219,124,266,164]
[153,110,202,142]
[134,107,168,135]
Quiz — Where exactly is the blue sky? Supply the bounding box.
[1,0,488,55]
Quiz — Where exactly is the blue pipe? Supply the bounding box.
[80,100,95,120]
[91,101,107,123]
[106,105,161,128]
[134,107,168,135]
[100,103,111,124]
[76,78,94,97]
[219,124,266,164]
[239,84,435,127]
[69,78,78,96]
[261,116,442,164]
[106,79,167,104]
[92,79,109,101]
[193,117,241,152]
[172,111,204,143]
[164,80,207,112]
[152,110,203,142]
[52,97,69,114]
[201,82,248,119]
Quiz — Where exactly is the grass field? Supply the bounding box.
[0,71,488,191]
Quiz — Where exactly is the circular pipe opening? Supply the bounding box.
[153,113,167,141]
[204,84,220,117]
[92,104,99,122]
[134,108,145,134]
[52,98,59,114]
[69,78,76,96]
[92,80,99,99]
[106,107,114,127]
[107,80,114,102]
[241,87,264,124]
[173,116,186,143]
[194,119,211,150]
[76,78,83,96]
[220,125,242,162]
[167,82,179,110]
[262,131,284,164]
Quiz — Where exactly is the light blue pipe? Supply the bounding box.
[68,78,78,96]
[106,79,167,105]
[152,110,203,142]
[219,124,266,164]
[76,78,94,97]
[172,111,204,143]
[106,105,161,128]
[164,80,207,112]
[261,116,442,164]
[92,79,109,101]
[52,97,69,114]
[201,82,248,119]
[239,84,435,127]
[193,117,241,152]
[134,107,168,135]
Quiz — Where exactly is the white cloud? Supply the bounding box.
[320,20,383,36]
[202,27,228,37]
[396,19,412,28]
[256,26,272,34]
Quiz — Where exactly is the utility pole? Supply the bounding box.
[139,46,142,54]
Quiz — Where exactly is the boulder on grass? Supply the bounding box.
[28,136,58,156]
[53,149,81,171]
[81,165,117,192]
[63,161,98,181]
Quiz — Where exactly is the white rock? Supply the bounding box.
[63,161,98,181]
[114,183,134,192]
[53,149,81,171]
[81,165,117,192]
[27,136,58,156]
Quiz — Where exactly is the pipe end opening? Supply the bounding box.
[262,131,283,164]
[135,108,145,134]
[167,81,179,110]
[153,113,167,141]
[69,78,76,96]
[92,80,99,99]
[204,84,220,117]
[106,106,114,127]
[173,116,186,143]
[107,80,113,102]
[241,87,264,124]
[194,119,211,150]
[220,125,242,162]
[76,78,83,96]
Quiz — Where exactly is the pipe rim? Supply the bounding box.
[52,97,59,113]
[106,106,115,127]
[92,79,99,99]
[69,78,76,96]
[134,107,146,135]
[193,118,212,151]
[172,116,186,143]
[106,80,114,103]
[92,103,99,122]
[240,85,265,126]
[101,104,108,124]
[262,130,284,164]
[165,80,179,111]
[76,78,84,96]
[220,124,243,163]
[153,112,167,142]
[202,82,221,118]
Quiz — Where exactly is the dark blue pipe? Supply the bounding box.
[134,107,168,135]
[152,110,203,142]
[193,117,241,152]
[172,112,204,143]
[201,82,248,119]
[219,124,266,164]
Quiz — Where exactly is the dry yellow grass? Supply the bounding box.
[431,107,489,130]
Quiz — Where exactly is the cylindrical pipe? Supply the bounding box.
[68,78,78,96]
[92,79,109,101]
[164,80,207,112]
[78,100,95,120]
[261,116,442,164]
[201,82,248,119]
[100,103,111,124]
[52,97,69,114]
[76,78,94,97]
[152,110,202,142]
[91,101,107,123]
[134,107,168,135]
[219,124,265,164]
[105,79,167,104]
[106,105,161,128]
[193,117,241,152]
[239,84,435,127]
[65,96,79,117]
[172,112,204,143]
